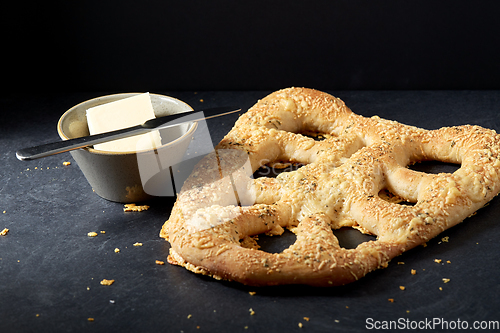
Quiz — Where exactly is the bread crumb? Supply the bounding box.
[303,317,310,321]
[446,260,451,264]
[442,278,450,283]
[399,286,405,291]
[2,210,6,214]
[0,228,9,236]
[156,260,165,265]
[388,298,395,303]
[100,231,106,234]
[63,161,71,166]
[249,308,255,315]
[441,236,449,242]
[439,287,443,291]
[35,314,40,317]
[187,314,192,319]
[87,318,94,322]
[248,291,256,296]
[397,261,405,265]
[114,248,120,253]
[133,242,143,247]
[87,232,98,237]
[100,279,115,286]
[434,259,442,264]
[411,269,417,275]
[124,204,150,212]
[298,322,303,328]
[422,243,427,247]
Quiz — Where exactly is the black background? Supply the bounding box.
[3,0,500,93]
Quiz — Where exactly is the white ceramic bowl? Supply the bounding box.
[58,93,196,203]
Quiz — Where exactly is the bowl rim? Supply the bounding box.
[57,92,197,156]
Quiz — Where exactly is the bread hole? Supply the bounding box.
[332,227,376,249]
[253,162,306,179]
[408,160,460,174]
[378,188,416,206]
[300,131,334,142]
[254,229,297,253]
[245,227,377,253]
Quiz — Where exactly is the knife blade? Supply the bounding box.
[16,106,240,161]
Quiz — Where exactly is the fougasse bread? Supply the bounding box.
[160,87,500,287]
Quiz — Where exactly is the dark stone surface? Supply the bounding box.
[1,90,499,332]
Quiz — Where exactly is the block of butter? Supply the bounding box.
[86,93,162,152]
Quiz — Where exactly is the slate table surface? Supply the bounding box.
[1,90,499,332]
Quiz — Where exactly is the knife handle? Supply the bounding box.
[16,126,146,161]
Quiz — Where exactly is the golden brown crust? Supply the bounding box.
[160,87,500,286]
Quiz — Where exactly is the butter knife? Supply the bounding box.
[16,106,240,161]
